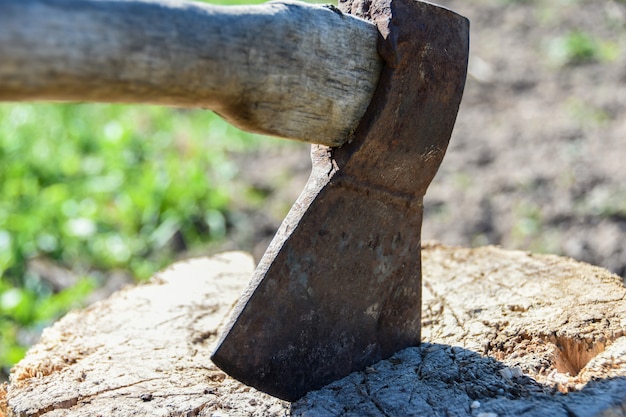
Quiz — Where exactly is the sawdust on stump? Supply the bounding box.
[2,244,626,416]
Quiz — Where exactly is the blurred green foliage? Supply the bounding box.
[545,30,620,67]
[0,102,271,374]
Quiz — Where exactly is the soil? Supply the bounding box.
[228,0,626,279]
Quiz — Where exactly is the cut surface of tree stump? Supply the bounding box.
[2,244,626,416]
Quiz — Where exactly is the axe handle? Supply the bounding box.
[0,0,382,146]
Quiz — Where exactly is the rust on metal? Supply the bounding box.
[211,0,469,402]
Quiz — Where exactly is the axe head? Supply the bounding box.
[212,0,469,402]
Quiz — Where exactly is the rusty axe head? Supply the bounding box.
[212,0,469,401]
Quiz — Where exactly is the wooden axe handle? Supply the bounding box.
[0,0,382,146]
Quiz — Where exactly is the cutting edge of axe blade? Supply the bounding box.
[211,0,470,402]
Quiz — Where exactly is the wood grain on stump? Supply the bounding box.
[2,244,626,416]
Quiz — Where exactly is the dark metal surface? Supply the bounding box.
[211,0,469,402]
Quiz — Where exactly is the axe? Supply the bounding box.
[0,0,469,402]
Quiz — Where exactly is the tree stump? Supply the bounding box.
[2,243,626,416]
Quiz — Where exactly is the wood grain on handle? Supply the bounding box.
[0,0,382,146]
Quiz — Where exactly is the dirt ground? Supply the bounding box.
[230,0,626,279]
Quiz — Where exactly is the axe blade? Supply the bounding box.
[212,0,469,402]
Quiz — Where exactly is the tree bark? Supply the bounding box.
[2,244,626,416]
[0,0,381,147]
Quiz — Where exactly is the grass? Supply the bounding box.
[544,30,620,67]
[0,102,279,375]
